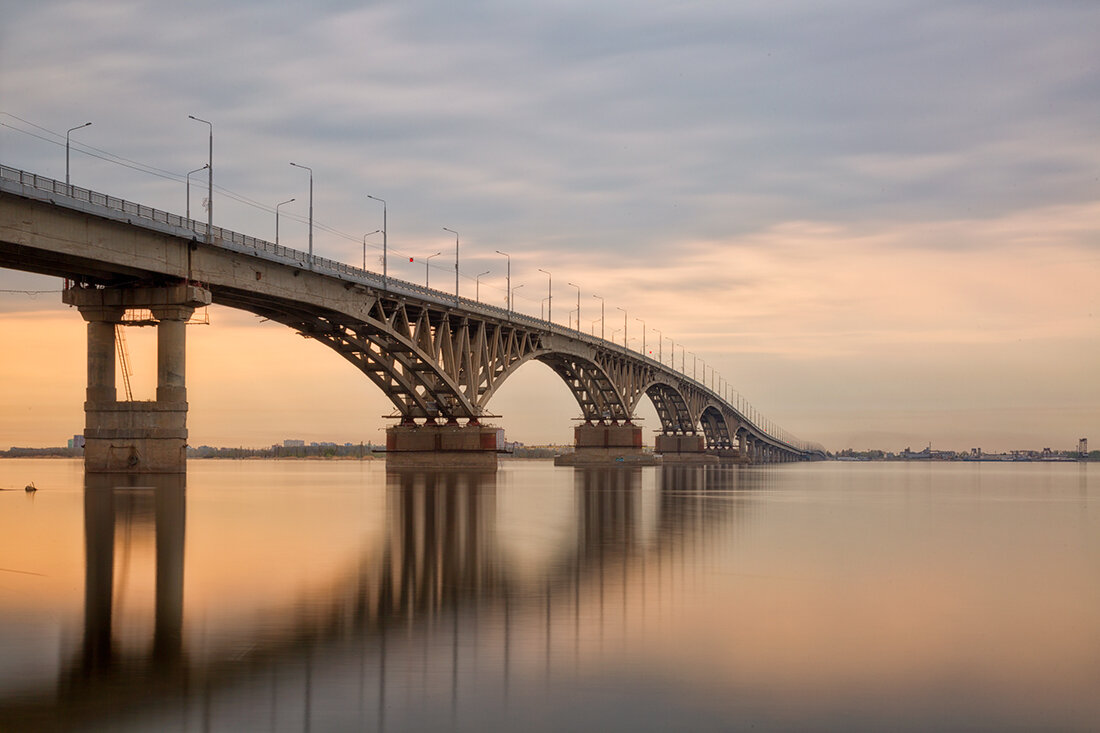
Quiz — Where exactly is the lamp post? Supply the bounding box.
[616,307,627,347]
[289,162,313,266]
[495,250,511,311]
[366,195,387,289]
[188,116,213,242]
[567,282,580,331]
[443,228,459,304]
[654,328,662,364]
[592,295,604,339]
[275,197,295,246]
[635,318,645,356]
[538,269,552,323]
[186,164,209,221]
[476,271,490,302]
[65,122,92,189]
[669,339,676,372]
[425,251,442,288]
[362,229,380,271]
[690,352,697,380]
[511,283,524,312]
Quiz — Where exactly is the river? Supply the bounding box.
[0,459,1097,731]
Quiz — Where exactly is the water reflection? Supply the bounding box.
[2,465,760,731]
[6,463,1092,730]
[71,473,187,683]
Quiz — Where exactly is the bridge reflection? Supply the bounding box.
[1,465,777,731]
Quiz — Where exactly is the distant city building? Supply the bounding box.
[67,434,85,450]
[283,439,305,447]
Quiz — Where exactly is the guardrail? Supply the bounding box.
[0,163,821,454]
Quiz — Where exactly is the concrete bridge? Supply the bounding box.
[0,165,823,471]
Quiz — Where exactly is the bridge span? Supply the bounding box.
[0,164,823,470]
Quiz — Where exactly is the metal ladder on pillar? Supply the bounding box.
[115,324,134,401]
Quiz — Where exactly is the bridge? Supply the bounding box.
[0,164,823,471]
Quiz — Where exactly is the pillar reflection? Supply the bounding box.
[70,473,186,686]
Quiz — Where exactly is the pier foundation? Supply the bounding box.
[385,423,501,468]
[555,423,658,466]
[655,433,719,464]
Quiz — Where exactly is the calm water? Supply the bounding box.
[0,459,1097,732]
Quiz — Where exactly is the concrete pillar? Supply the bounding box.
[86,317,121,404]
[151,305,194,404]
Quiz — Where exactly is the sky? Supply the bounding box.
[1,0,1098,452]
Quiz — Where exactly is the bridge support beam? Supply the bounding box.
[64,284,212,474]
[555,423,657,466]
[385,423,500,468]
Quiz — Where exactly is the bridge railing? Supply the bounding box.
[1,163,820,454]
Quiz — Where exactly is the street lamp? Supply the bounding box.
[567,282,580,331]
[476,270,490,302]
[366,195,387,289]
[511,283,525,312]
[495,251,511,311]
[443,228,459,303]
[65,122,91,189]
[592,294,604,339]
[635,318,646,356]
[289,162,313,266]
[275,197,295,246]
[362,229,380,271]
[186,164,209,221]
[538,269,552,323]
[616,307,627,347]
[425,251,442,288]
[188,115,213,242]
[654,328,662,364]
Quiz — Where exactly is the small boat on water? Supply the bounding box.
[25,482,36,492]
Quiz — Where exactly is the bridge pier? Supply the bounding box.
[385,422,501,468]
[655,432,719,464]
[555,422,658,466]
[706,447,745,464]
[64,284,212,474]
